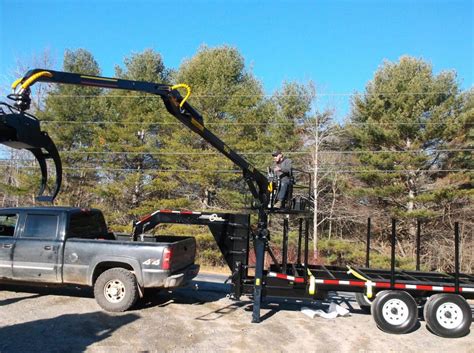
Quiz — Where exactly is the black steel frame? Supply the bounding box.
[134,211,474,305]
[8,69,473,322]
[8,68,315,322]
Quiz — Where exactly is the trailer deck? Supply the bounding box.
[131,208,473,337]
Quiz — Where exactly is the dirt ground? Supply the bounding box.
[0,274,472,353]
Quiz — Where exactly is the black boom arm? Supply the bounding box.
[5,69,270,206]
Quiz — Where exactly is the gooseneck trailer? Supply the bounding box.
[133,208,473,338]
[1,69,472,338]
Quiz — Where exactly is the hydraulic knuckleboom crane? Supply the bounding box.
[0,68,281,322]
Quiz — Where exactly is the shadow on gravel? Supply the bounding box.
[241,292,367,323]
[195,301,249,321]
[330,292,368,315]
[0,282,93,299]
[0,293,43,307]
[137,280,231,310]
[0,311,139,353]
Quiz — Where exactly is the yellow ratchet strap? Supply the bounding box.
[347,266,374,299]
[19,71,53,91]
[307,269,316,295]
[171,83,191,108]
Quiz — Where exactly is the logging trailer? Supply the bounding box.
[0,68,472,338]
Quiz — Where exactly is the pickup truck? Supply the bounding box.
[0,207,199,312]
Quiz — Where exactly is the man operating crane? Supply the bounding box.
[272,150,292,208]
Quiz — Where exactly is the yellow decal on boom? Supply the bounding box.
[80,75,118,82]
[191,118,204,132]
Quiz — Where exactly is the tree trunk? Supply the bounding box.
[312,116,319,259]
[328,173,338,240]
[405,137,416,257]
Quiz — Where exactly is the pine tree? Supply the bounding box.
[92,49,173,229]
[39,49,103,206]
[347,56,467,256]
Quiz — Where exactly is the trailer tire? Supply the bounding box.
[355,292,372,313]
[371,290,418,334]
[424,294,471,338]
[94,268,139,312]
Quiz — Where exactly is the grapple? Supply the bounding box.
[0,94,62,202]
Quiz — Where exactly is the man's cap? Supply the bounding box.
[272,150,282,157]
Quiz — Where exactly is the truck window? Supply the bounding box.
[23,214,59,239]
[0,214,18,237]
[68,211,108,239]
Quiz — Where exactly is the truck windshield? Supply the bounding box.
[0,214,17,237]
[68,211,108,239]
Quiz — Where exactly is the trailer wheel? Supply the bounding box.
[424,294,471,338]
[371,290,418,334]
[355,292,373,313]
[94,268,139,312]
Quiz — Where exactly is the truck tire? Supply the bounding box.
[424,293,471,338]
[371,290,418,334]
[94,268,139,312]
[355,292,372,314]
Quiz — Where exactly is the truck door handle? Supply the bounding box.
[44,245,52,250]
[2,244,12,249]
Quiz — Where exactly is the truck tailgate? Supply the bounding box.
[154,236,196,272]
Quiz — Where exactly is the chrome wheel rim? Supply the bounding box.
[104,279,126,303]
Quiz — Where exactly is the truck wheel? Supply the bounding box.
[371,290,418,334]
[424,294,471,338]
[355,292,372,314]
[94,268,139,312]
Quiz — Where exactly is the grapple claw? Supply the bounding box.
[0,102,62,202]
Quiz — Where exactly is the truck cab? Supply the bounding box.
[0,207,108,282]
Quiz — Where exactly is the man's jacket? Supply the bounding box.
[275,157,292,181]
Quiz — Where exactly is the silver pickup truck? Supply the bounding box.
[0,207,199,311]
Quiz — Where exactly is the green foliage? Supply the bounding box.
[2,49,471,271]
[193,232,226,267]
[37,49,103,207]
[347,56,467,225]
[318,238,416,270]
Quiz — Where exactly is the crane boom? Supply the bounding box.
[3,67,304,322]
[7,68,270,205]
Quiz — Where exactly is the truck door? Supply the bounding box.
[0,213,18,279]
[12,213,61,282]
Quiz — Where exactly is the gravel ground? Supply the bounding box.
[0,274,472,353]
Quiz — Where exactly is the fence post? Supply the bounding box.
[366,217,371,268]
[390,219,396,287]
[454,222,460,293]
[416,219,422,271]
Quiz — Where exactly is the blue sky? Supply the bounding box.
[0,0,472,119]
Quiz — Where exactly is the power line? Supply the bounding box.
[37,120,473,126]
[0,149,471,160]
[0,164,471,174]
[4,148,470,155]
[9,91,462,97]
